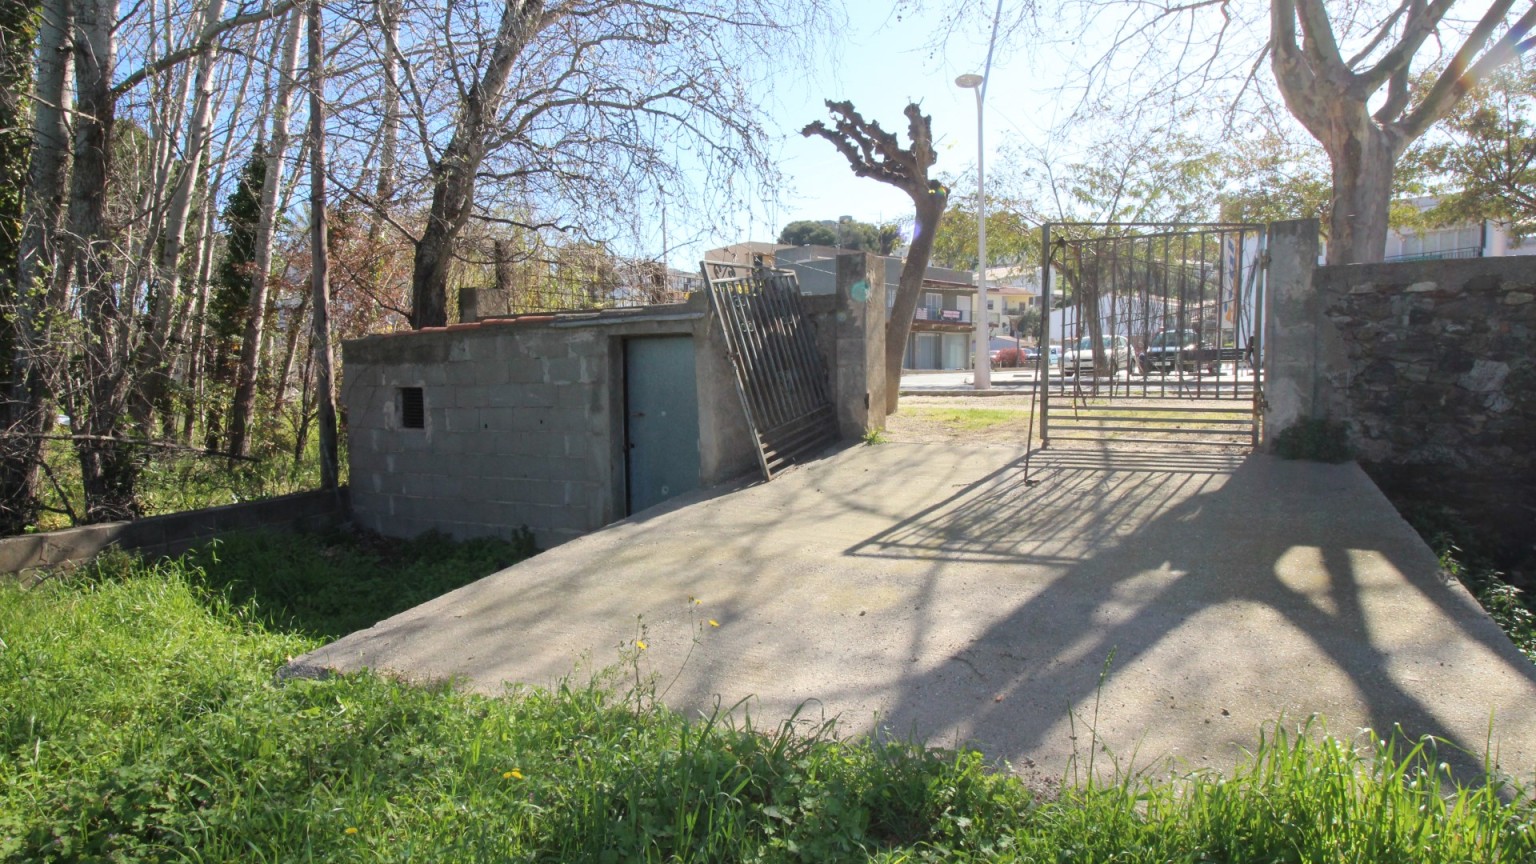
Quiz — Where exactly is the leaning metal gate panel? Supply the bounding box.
[1038,223,1267,448]
[701,261,838,480]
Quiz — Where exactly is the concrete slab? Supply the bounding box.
[294,444,1536,781]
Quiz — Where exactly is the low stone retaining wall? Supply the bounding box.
[1314,256,1535,571]
[0,488,348,576]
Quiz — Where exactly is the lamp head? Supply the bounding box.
[955,73,984,89]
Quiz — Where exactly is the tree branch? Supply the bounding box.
[1400,1,1536,141]
[112,0,299,97]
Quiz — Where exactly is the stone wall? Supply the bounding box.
[1313,255,1536,568]
[0,489,347,576]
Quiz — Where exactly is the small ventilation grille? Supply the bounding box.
[400,387,425,429]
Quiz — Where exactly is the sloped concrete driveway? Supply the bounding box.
[295,444,1536,780]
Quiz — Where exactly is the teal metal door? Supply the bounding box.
[625,337,700,514]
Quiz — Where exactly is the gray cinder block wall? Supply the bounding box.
[344,267,888,549]
[800,252,888,436]
[343,297,756,549]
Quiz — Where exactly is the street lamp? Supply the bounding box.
[956,73,989,389]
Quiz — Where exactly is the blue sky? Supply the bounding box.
[668,0,1065,267]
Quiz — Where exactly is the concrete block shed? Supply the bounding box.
[342,261,885,549]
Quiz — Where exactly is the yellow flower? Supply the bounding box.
[693,598,702,605]
[344,827,359,835]
[637,640,648,650]
[503,769,523,780]
[708,620,719,628]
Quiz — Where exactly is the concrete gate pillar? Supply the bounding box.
[1264,219,1343,442]
[828,253,888,438]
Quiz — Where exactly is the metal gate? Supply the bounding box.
[702,261,838,480]
[1039,223,1267,448]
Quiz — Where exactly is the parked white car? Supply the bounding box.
[1062,335,1133,376]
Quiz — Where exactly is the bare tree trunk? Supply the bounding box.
[884,195,943,414]
[181,180,220,443]
[69,0,140,522]
[2,0,72,533]
[370,0,400,240]
[1269,0,1536,264]
[136,0,228,431]
[1322,113,1397,266]
[410,0,547,328]
[227,8,301,457]
[272,288,308,420]
[308,0,338,491]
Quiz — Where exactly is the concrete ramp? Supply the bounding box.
[295,444,1536,779]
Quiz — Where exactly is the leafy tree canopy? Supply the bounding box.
[927,182,1038,271]
[1408,62,1536,239]
[776,218,892,252]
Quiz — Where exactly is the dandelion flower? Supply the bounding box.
[708,620,719,628]
[345,827,359,835]
[504,769,524,780]
[637,640,648,650]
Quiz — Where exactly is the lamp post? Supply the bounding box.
[956,72,989,389]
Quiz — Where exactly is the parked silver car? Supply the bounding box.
[1062,335,1133,376]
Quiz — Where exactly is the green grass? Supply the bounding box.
[184,528,537,640]
[2,541,1533,862]
[29,426,334,533]
[906,406,1025,432]
[1398,504,1536,665]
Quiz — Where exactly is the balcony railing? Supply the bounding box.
[1383,245,1483,263]
[914,307,971,323]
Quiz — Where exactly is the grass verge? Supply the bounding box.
[1398,504,1536,665]
[2,542,1533,862]
[904,406,1025,432]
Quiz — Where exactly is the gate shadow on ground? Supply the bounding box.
[844,448,1536,781]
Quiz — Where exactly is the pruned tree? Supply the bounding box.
[803,100,948,415]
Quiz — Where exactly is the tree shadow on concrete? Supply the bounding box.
[844,447,1536,782]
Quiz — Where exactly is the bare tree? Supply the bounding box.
[227,8,303,458]
[373,0,832,328]
[803,100,948,415]
[409,0,552,327]
[137,0,230,432]
[308,0,338,491]
[2,0,70,533]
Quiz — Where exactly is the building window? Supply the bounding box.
[400,387,425,429]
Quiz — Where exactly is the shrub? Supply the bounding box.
[1273,416,1354,462]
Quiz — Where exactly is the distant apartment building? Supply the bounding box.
[1383,196,1535,261]
[980,266,1043,339]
